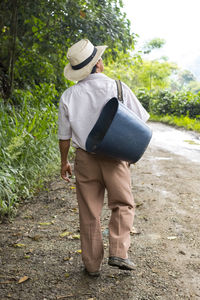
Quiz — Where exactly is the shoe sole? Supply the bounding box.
[84,269,100,277]
[108,260,136,270]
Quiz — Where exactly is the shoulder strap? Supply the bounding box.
[115,80,123,103]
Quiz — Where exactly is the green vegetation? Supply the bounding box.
[0,84,58,216]
[150,114,200,133]
[136,89,200,118]
[135,89,200,132]
[0,0,134,217]
[104,38,178,91]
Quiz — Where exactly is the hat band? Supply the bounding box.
[71,47,97,70]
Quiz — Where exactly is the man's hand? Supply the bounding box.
[60,161,72,182]
[59,139,71,182]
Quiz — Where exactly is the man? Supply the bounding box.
[58,39,149,277]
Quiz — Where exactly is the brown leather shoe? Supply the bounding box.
[108,256,136,270]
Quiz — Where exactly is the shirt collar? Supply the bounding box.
[79,73,109,82]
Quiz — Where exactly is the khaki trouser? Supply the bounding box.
[74,148,135,272]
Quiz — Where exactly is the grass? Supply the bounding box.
[0,104,58,218]
[0,84,74,219]
[150,114,200,133]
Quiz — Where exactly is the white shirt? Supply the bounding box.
[58,73,149,149]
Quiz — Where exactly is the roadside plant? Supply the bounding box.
[0,84,74,218]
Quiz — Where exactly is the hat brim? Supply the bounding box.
[64,45,107,82]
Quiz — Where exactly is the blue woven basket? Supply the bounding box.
[86,97,152,163]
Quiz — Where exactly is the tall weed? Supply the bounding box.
[0,84,71,218]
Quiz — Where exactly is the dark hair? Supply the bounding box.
[91,64,97,74]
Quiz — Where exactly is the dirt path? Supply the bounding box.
[1,130,200,300]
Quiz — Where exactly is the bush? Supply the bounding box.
[151,90,175,115]
[171,91,190,116]
[135,89,151,111]
[136,89,200,119]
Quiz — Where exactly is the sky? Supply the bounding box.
[122,0,200,79]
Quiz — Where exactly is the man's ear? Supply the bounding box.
[96,60,102,73]
[96,60,101,68]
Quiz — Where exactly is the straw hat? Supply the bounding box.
[64,39,107,81]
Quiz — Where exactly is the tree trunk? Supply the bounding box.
[6,0,18,99]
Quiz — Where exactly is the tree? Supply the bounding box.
[143,38,166,54]
[170,69,198,92]
[178,70,196,87]
[188,81,200,94]
[0,0,135,99]
[137,60,177,90]
[104,52,177,91]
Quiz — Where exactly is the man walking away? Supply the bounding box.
[58,39,149,276]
